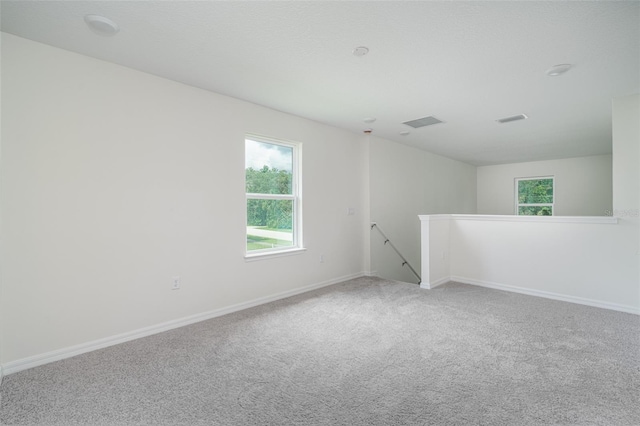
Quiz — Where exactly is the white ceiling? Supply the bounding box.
[1,1,639,166]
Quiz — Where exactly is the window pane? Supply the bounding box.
[518,206,553,216]
[247,199,294,251]
[518,179,553,204]
[245,139,293,195]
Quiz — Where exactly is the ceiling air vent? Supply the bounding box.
[402,116,443,128]
[496,114,528,124]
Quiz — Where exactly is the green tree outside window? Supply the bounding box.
[516,177,554,215]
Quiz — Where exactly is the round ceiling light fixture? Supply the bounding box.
[84,14,120,36]
[363,117,376,123]
[546,63,572,76]
[400,131,410,136]
[353,46,369,57]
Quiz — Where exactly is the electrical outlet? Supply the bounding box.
[320,254,325,263]
[172,276,181,290]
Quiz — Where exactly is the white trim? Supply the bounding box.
[420,276,449,289]
[246,193,295,200]
[450,214,618,224]
[245,133,300,150]
[418,214,618,224]
[1,272,366,376]
[417,214,451,222]
[450,275,640,315]
[244,247,307,261]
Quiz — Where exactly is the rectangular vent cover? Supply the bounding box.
[403,116,443,128]
[497,114,528,123]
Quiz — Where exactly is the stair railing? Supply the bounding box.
[370,222,421,284]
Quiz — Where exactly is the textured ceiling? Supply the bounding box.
[1,1,639,166]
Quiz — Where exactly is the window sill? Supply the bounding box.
[244,247,307,262]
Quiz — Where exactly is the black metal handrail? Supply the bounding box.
[370,222,421,283]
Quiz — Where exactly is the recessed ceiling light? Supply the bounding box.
[353,46,369,57]
[400,131,410,136]
[546,64,572,76]
[84,14,120,36]
[363,117,376,123]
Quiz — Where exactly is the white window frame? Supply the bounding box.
[244,135,303,260]
[515,176,555,216]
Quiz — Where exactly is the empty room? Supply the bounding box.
[1,1,639,425]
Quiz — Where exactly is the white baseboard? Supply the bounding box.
[450,275,640,315]
[420,276,449,290]
[2,272,366,376]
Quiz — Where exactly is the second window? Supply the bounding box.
[515,176,554,215]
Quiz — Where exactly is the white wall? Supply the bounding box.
[0,35,3,385]
[612,94,639,215]
[418,215,451,289]
[611,93,640,309]
[369,136,476,284]
[0,34,368,368]
[477,155,613,216]
[449,215,637,313]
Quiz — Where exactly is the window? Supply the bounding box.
[245,136,301,255]
[515,177,554,215]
